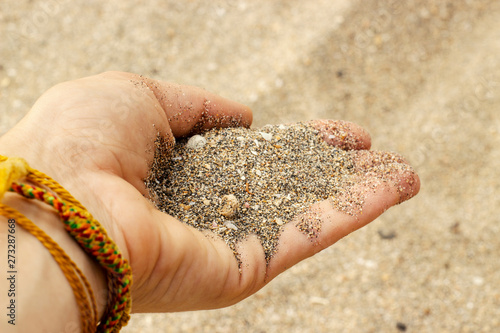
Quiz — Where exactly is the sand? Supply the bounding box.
[146,122,415,265]
[146,123,357,262]
[1,0,499,331]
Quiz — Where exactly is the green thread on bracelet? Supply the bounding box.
[0,155,132,333]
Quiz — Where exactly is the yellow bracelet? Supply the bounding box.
[0,155,132,333]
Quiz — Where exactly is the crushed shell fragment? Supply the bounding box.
[259,132,273,141]
[186,135,207,149]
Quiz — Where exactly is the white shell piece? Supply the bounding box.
[224,221,238,230]
[259,132,273,141]
[186,135,207,149]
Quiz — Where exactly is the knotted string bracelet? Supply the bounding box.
[0,155,132,332]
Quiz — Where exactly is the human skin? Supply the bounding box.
[0,71,420,331]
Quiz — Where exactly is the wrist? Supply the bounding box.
[0,179,108,331]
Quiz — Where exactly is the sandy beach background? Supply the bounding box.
[1,1,499,332]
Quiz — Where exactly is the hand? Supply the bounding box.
[0,72,419,318]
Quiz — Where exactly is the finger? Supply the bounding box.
[98,71,253,137]
[350,150,420,204]
[265,152,420,279]
[142,77,253,137]
[307,119,371,150]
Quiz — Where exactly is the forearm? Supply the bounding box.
[0,193,107,332]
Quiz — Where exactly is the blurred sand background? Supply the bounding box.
[1,0,499,332]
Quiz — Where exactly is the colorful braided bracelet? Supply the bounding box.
[0,155,132,332]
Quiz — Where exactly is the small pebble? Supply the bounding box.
[219,194,239,218]
[396,322,407,332]
[378,228,397,240]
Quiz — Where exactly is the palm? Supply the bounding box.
[3,72,419,313]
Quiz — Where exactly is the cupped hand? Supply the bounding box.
[0,71,419,314]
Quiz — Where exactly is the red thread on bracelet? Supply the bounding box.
[0,156,132,333]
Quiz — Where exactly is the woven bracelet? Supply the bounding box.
[0,155,132,333]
